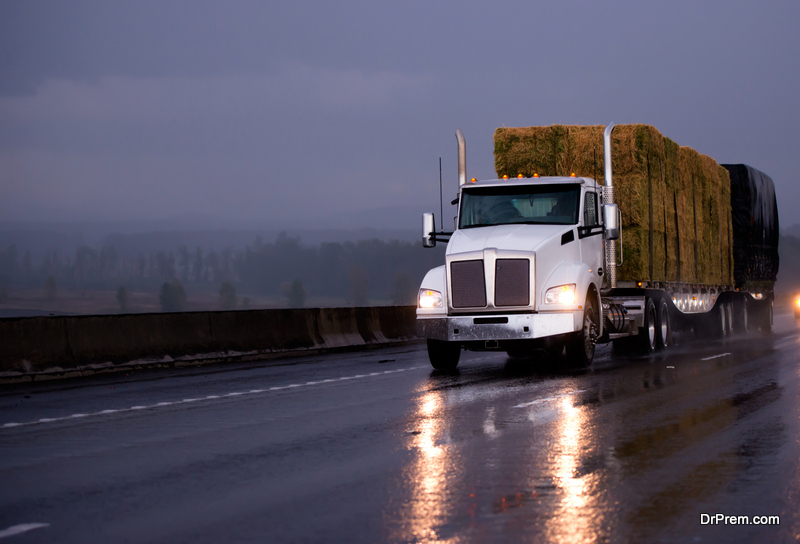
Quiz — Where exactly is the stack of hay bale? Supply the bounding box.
[493,124,733,286]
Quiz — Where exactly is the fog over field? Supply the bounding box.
[2,1,800,313]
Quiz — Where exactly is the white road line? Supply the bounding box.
[1,366,425,430]
[514,389,587,409]
[0,523,49,539]
[701,353,731,361]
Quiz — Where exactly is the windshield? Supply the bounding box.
[459,184,581,228]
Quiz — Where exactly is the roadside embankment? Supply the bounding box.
[0,306,417,382]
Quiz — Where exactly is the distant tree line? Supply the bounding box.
[0,232,445,308]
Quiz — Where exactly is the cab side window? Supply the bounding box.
[584,192,598,226]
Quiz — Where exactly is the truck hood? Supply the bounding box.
[446,224,573,255]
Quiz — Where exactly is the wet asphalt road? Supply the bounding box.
[2,314,800,543]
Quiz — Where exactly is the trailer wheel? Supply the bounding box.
[734,297,750,334]
[656,298,670,351]
[726,303,735,335]
[639,297,657,355]
[426,339,461,370]
[566,298,597,368]
[760,299,774,333]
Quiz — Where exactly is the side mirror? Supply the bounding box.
[603,204,620,240]
[422,213,436,248]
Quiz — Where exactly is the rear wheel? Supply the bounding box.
[656,298,670,351]
[733,297,750,334]
[727,303,735,335]
[711,302,728,338]
[427,339,461,370]
[639,297,657,355]
[760,299,774,333]
[566,298,597,369]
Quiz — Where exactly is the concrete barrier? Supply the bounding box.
[0,306,417,382]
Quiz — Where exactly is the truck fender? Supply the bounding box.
[417,266,447,316]
[541,261,602,335]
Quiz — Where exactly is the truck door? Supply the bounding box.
[579,191,604,280]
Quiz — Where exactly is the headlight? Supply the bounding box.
[795,296,800,308]
[545,284,576,305]
[419,289,443,309]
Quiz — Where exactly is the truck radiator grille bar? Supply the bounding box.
[451,260,487,308]
[495,259,530,306]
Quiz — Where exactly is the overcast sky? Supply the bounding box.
[2,0,799,230]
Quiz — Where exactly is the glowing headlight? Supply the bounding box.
[418,289,443,309]
[545,284,576,305]
[795,297,800,308]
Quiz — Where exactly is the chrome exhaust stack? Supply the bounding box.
[602,123,618,288]
[456,129,466,186]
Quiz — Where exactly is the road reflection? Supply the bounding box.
[399,386,463,543]
[541,395,605,544]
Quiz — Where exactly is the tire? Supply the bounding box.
[734,297,750,334]
[639,297,657,355]
[426,339,461,370]
[726,303,734,336]
[761,299,774,333]
[566,297,597,369]
[544,341,564,360]
[656,298,670,351]
[718,304,728,338]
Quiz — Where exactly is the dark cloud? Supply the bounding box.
[1,0,799,227]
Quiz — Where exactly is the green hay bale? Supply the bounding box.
[663,137,681,281]
[717,165,733,284]
[678,147,703,283]
[494,124,733,286]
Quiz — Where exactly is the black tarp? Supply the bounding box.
[722,164,779,287]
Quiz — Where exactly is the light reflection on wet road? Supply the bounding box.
[1,315,800,543]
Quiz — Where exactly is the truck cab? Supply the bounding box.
[418,173,613,370]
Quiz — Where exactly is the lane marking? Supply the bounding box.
[1,366,425,430]
[701,353,731,361]
[514,389,587,409]
[0,523,49,539]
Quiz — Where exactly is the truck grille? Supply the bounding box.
[450,258,531,308]
[451,260,486,308]
[495,259,530,306]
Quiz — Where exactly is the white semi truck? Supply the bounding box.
[417,124,778,369]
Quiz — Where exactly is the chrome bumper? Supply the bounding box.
[417,312,579,342]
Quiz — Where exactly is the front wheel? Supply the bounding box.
[566,298,597,369]
[426,339,461,370]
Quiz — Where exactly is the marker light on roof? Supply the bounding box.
[570,173,576,177]
[517,174,524,178]
[502,175,509,179]
[533,173,539,178]
[470,178,477,183]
